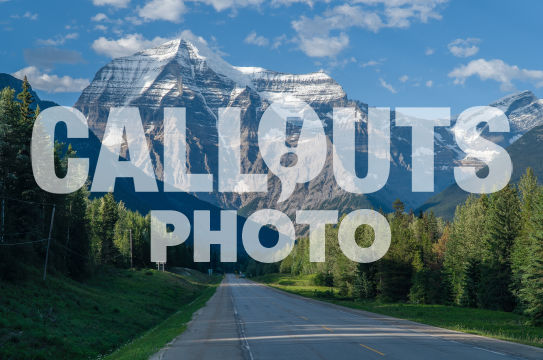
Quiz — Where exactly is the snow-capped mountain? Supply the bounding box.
[490,90,543,142]
[75,37,543,214]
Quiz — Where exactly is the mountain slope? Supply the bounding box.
[0,73,58,109]
[419,122,543,219]
[75,38,395,215]
[74,37,543,216]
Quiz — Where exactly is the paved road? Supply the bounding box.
[154,274,543,360]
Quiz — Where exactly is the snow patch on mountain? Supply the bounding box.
[490,90,543,135]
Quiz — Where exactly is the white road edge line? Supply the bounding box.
[472,346,506,356]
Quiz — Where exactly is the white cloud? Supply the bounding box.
[37,33,78,46]
[328,56,357,69]
[92,33,172,58]
[425,80,433,87]
[193,0,266,12]
[399,74,409,82]
[93,0,130,8]
[292,5,383,57]
[125,16,144,25]
[448,58,543,91]
[448,38,480,58]
[244,31,269,47]
[91,13,109,22]
[379,77,397,93]
[271,0,321,5]
[23,11,38,20]
[138,0,186,22]
[298,32,350,58]
[11,11,38,20]
[292,1,447,57]
[95,24,108,31]
[12,66,89,93]
[272,34,287,49]
[361,59,384,68]
[425,47,434,55]
[191,0,320,12]
[293,5,384,36]
[379,0,447,27]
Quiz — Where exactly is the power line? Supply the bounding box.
[0,195,57,207]
[51,240,90,260]
[2,229,41,237]
[0,238,47,246]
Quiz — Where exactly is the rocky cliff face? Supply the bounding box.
[75,37,543,215]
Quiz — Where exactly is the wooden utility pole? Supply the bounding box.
[129,229,133,269]
[43,205,55,281]
[1,198,4,243]
[65,204,72,263]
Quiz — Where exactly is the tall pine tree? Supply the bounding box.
[478,185,520,311]
[16,76,34,123]
[511,168,538,305]
[518,187,543,324]
[99,193,120,265]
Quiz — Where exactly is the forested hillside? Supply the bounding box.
[249,171,543,325]
[0,79,199,283]
[2,78,542,327]
[0,79,221,359]
[420,122,543,219]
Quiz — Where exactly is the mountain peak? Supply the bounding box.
[136,38,204,64]
[490,90,537,112]
[77,34,348,112]
[487,90,543,135]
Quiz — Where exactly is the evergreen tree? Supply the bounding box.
[376,207,413,301]
[444,195,488,303]
[511,169,538,305]
[392,199,405,215]
[478,185,520,311]
[16,76,34,123]
[0,84,43,280]
[460,258,480,307]
[518,187,543,324]
[65,186,90,279]
[99,193,120,265]
[353,264,376,300]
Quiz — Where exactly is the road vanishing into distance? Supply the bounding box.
[153,274,543,360]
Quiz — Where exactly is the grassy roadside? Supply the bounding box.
[104,283,218,360]
[0,266,220,360]
[253,273,543,348]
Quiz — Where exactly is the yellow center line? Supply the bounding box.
[321,325,333,332]
[360,343,385,356]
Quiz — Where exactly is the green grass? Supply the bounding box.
[0,266,221,360]
[104,284,217,360]
[253,273,543,348]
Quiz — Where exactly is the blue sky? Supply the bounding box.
[1,0,543,112]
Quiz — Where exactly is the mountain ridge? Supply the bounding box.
[419,120,543,219]
[74,36,543,216]
[0,73,59,110]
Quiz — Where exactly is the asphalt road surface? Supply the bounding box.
[153,274,543,360]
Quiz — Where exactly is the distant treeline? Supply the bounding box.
[247,172,543,325]
[0,80,201,282]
